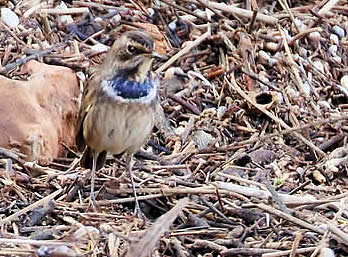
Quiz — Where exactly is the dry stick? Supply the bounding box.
[233,113,348,146]
[106,186,226,196]
[0,42,67,74]
[186,0,278,25]
[278,0,300,33]
[0,238,79,247]
[159,0,211,23]
[326,222,348,244]
[156,30,211,73]
[39,7,89,15]
[261,247,317,257]
[0,21,24,45]
[279,26,321,116]
[288,27,323,46]
[0,250,35,256]
[0,189,62,225]
[217,172,266,189]
[289,232,303,257]
[279,28,306,97]
[317,0,340,15]
[74,0,126,10]
[265,182,292,215]
[248,7,258,34]
[213,181,317,206]
[226,75,326,158]
[256,203,324,234]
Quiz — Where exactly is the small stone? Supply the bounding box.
[217,106,227,119]
[56,1,73,24]
[332,56,341,63]
[264,42,279,52]
[293,18,306,32]
[94,17,103,23]
[332,25,345,38]
[91,43,109,53]
[268,57,278,66]
[73,226,100,241]
[329,34,339,45]
[341,75,348,90]
[192,130,215,150]
[302,82,311,96]
[258,50,270,65]
[1,8,19,28]
[328,45,337,56]
[308,31,321,48]
[168,20,177,31]
[313,60,324,73]
[318,100,331,110]
[111,14,121,23]
[147,8,155,17]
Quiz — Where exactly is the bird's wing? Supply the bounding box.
[75,74,100,151]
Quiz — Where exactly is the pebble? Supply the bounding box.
[293,18,306,32]
[308,31,321,48]
[217,106,227,119]
[1,8,19,28]
[91,43,109,53]
[318,248,335,257]
[332,25,345,38]
[341,75,348,90]
[111,14,121,23]
[264,42,279,52]
[268,57,278,66]
[328,45,338,56]
[318,100,331,110]
[329,34,339,45]
[313,60,324,73]
[56,1,73,24]
[302,82,311,96]
[258,50,270,65]
[332,56,341,64]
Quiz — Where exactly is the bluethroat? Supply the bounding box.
[76,30,161,215]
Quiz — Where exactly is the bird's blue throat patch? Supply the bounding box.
[107,76,153,99]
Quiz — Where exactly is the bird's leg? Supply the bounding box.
[89,150,99,211]
[126,154,142,218]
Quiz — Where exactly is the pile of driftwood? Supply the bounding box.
[0,0,348,256]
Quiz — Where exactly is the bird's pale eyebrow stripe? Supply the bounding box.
[129,34,154,50]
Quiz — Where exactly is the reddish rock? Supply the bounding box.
[0,60,79,164]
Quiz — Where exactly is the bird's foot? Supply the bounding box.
[134,204,146,224]
[88,192,98,212]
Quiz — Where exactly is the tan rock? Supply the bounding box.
[0,60,79,164]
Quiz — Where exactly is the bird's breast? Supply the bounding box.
[83,101,155,155]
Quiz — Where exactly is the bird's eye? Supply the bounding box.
[127,45,136,54]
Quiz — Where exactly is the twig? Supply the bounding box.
[248,8,258,33]
[168,94,201,115]
[226,74,326,158]
[233,114,348,146]
[0,189,63,225]
[156,30,211,73]
[39,7,89,15]
[160,0,211,23]
[318,0,339,15]
[0,42,67,75]
[261,247,316,257]
[185,0,278,25]
[256,203,324,234]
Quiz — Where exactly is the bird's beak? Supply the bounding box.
[152,51,168,60]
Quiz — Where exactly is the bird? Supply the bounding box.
[75,30,161,216]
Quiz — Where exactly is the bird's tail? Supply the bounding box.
[80,147,107,170]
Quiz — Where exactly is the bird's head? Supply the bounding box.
[102,30,159,83]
